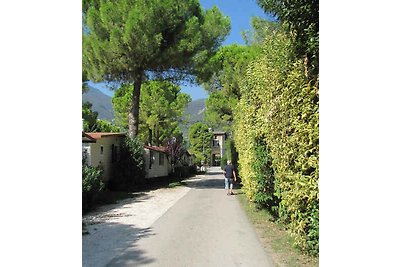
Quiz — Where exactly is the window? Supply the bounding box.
[159,153,164,166]
[111,144,118,163]
[100,146,104,155]
[213,139,219,147]
[116,146,120,161]
[149,150,154,169]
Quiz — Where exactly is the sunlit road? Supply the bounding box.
[104,167,273,267]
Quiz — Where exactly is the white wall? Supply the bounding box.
[144,149,170,178]
[88,136,123,182]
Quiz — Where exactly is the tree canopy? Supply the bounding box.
[83,0,230,137]
[82,101,120,132]
[165,136,186,173]
[256,0,319,78]
[188,122,213,165]
[198,20,275,132]
[112,80,191,146]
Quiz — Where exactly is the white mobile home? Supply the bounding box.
[83,132,125,182]
[144,145,170,178]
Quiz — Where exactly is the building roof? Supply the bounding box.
[213,131,226,135]
[144,145,168,154]
[82,132,97,143]
[85,132,126,140]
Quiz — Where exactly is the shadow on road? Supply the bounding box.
[184,177,225,189]
[83,222,156,266]
[182,165,244,191]
[183,167,241,190]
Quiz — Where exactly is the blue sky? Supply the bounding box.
[89,0,274,100]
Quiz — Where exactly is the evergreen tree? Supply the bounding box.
[83,0,230,137]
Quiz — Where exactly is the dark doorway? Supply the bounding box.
[212,153,221,166]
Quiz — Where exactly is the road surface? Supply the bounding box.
[83,167,274,267]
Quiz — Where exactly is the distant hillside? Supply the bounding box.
[82,86,114,122]
[82,87,205,134]
[185,98,206,123]
[181,98,206,138]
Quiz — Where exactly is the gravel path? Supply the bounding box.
[82,179,196,267]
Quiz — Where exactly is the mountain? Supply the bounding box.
[82,86,114,122]
[185,98,206,123]
[82,87,205,135]
[181,98,206,138]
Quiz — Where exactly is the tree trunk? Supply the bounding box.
[148,128,152,145]
[128,75,142,138]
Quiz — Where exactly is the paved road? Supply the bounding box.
[83,167,273,267]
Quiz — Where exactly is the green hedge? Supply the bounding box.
[234,30,319,255]
[221,138,238,170]
[82,165,104,212]
[252,138,280,218]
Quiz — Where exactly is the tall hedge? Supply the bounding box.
[234,30,319,255]
[221,138,238,169]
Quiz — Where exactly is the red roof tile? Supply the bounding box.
[85,132,126,140]
[144,145,168,153]
[82,132,97,143]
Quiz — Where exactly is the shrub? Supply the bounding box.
[173,165,195,179]
[82,165,104,212]
[109,136,145,191]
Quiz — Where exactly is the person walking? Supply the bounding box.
[223,160,237,195]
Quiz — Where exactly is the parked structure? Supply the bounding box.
[144,145,170,178]
[82,132,97,166]
[82,132,125,182]
[181,150,195,167]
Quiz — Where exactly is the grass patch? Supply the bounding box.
[168,181,187,188]
[237,190,318,267]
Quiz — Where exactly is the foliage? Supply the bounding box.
[173,165,196,179]
[83,0,230,137]
[83,100,120,133]
[165,136,186,172]
[237,192,319,266]
[82,165,104,193]
[256,0,319,79]
[199,20,275,132]
[201,44,258,132]
[112,81,191,145]
[234,28,319,254]
[82,101,98,131]
[188,122,213,165]
[82,165,104,211]
[204,90,237,131]
[252,138,280,217]
[242,17,281,46]
[109,136,145,191]
[82,70,89,94]
[111,84,131,129]
[95,119,120,132]
[198,44,260,98]
[220,138,238,169]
